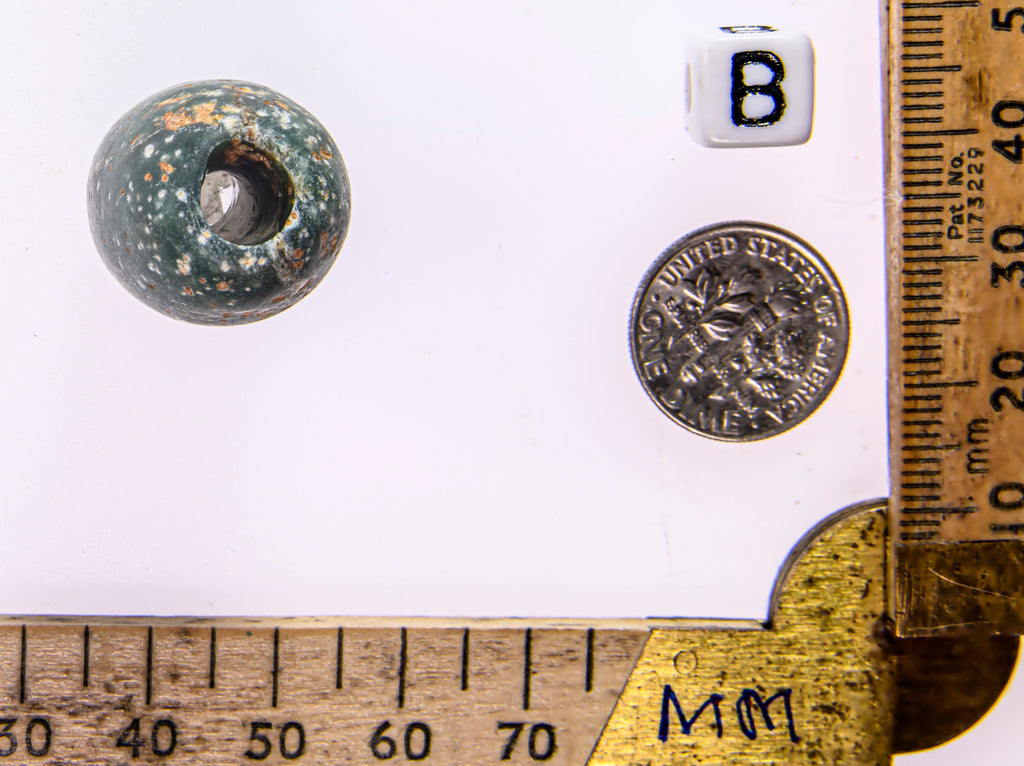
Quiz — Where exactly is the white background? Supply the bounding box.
[0,1,1016,761]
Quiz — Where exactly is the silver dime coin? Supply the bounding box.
[630,221,849,441]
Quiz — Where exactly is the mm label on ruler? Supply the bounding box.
[888,0,1024,636]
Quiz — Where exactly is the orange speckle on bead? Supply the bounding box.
[216,281,228,291]
[161,174,169,182]
[120,189,125,196]
[159,161,175,174]
[163,102,219,131]
[148,283,156,290]
[184,285,194,296]
[198,277,207,284]
[144,173,152,181]
[271,296,286,303]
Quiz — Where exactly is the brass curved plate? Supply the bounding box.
[892,630,1019,754]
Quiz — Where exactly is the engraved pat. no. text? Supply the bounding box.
[631,224,848,441]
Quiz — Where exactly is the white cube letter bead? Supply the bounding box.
[685,25,814,148]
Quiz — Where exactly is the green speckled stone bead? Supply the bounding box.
[88,80,351,325]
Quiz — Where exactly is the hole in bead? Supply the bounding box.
[200,140,294,246]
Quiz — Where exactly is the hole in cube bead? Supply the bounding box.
[200,140,294,246]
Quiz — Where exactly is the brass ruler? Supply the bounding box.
[887,0,1024,636]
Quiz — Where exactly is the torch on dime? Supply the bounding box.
[630,221,849,441]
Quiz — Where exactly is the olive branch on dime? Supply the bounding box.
[678,270,755,341]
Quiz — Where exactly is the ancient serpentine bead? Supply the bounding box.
[87,80,351,325]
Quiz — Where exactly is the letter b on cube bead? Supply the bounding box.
[685,26,814,148]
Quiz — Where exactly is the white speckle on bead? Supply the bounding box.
[158,189,167,199]
[144,145,155,158]
[148,262,160,274]
[176,189,187,202]
[176,255,192,275]
[220,260,230,272]
[165,134,174,143]
[198,230,212,243]
[175,149,182,157]
[239,255,256,269]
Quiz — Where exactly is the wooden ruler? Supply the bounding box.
[887,0,1024,636]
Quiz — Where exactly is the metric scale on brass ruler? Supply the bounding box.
[3,2,1024,763]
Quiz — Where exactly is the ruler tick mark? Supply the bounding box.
[272,628,280,708]
[145,626,153,706]
[904,192,962,200]
[903,127,979,136]
[523,628,533,711]
[460,628,469,692]
[82,625,90,688]
[902,506,978,514]
[19,625,26,705]
[902,65,962,72]
[398,628,408,709]
[209,627,216,689]
[901,0,979,7]
[336,627,343,690]
[585,628,595,693]
[905,255,978,263]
